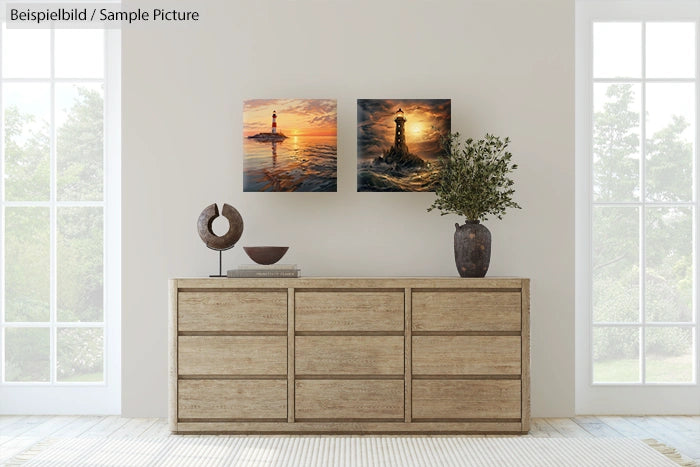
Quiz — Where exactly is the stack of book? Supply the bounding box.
[227,264,300,278]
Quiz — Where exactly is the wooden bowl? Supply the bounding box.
[243,246,289,265]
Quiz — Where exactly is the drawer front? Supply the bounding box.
[178,380,287,420]
[178,291,286,332]
[412,380,521,419]
[412,291,521,332]
[296,336,404,375]
[413,336,521,375]
[178,336,286,376]
[295,291,404,331]
[295,380,404,420]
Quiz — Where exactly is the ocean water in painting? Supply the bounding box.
[357,161,439,192]
[243,135,337,192]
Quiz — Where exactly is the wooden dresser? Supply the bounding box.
[169,277,530,434]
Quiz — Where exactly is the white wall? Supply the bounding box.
[122,0,574,417]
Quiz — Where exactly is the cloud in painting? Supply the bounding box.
[244,99,337,136]
[357,99,451,162]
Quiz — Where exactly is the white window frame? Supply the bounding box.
[576,0,700,414]
[0,12,121,414]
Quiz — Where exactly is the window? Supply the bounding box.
[0,19,120,413]
[576,1,700,413]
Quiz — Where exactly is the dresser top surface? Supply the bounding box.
[172,277,529,289]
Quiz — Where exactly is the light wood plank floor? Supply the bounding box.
[1,416,698,464]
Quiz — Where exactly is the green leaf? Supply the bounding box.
[427,132,522,222]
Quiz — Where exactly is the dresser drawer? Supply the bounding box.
[412,380,521,419]
[295,380,404,420]
[296,336,404,375]
[178,291,286,332]
[413,336,521,375]
[412,291,521,332]
[178,380,287,420]
[295,291,404,331]
[178,336,286,376]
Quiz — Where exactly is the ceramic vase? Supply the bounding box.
[454,220,491,278]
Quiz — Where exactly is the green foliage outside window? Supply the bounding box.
[4,86,105,382]
[593,84,692,367]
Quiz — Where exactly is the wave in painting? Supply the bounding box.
[357,160,439,192]
[244,136,337,192]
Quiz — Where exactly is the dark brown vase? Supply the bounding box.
[454,220,491,277]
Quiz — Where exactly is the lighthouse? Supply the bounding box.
[394,108,408,152]
[247,109,286,141]
[378,107,423,168]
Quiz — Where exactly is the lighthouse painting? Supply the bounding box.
[357,99,451,192]
[243,99,337,192]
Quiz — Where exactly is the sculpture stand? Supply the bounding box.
[208,246,234,278]
[210,250,225,278]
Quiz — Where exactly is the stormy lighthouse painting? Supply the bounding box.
[357,99,451,192]
[243,99,337,192]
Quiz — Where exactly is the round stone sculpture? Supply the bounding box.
[197,203,244,251]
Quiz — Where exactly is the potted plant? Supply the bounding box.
[428,132,521,277]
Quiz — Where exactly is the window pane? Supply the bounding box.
[55,30,104,78]
[57,207,104,322]
[3,83,51,201]
[646,327,693,383]
[593,327,640,383]
[4,207,50,322]
[593,83,641,202]
[593,207,639,323]
[4,327,50,382]
[645,207,693,323]
[57,327,103,382]
[645,83,695,202]
[56,84,104,201]
[1,26,50,78]
[646,23,696,79]
[594,23,641,78]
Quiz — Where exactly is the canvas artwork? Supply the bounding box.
[243,99,337,192]
[357,99,451,192]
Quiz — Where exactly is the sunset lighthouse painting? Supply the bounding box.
[357,99,451,192]
[244,99,337,192]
